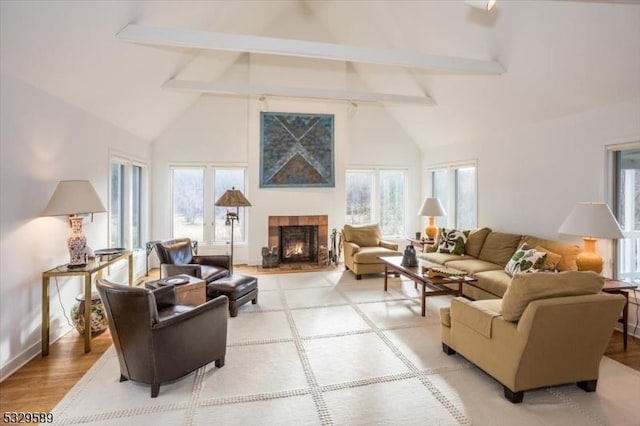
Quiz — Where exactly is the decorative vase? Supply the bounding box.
[70,291,108,336]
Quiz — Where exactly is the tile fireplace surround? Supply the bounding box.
[268,215,329,256]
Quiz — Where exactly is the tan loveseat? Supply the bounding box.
[440,271,625,403]
[342,224,402,280]
[419,228,582,300]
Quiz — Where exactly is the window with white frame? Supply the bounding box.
[109,157,147,249]
[429,162,477,230]
[171,166,247,246]
[345,168,407,238]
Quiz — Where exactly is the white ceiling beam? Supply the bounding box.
[118,24,504,75]
[163,79,435,105]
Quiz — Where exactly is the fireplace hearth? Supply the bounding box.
[279,225,318,263]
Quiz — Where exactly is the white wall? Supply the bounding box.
[0,75,151,379]
[151,56,422,265]
[422,99,640,277]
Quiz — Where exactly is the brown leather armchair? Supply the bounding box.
[97,279,228,397]
[155,238,230,283]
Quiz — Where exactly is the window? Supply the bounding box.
[429,162,477,230]
[171,166,247,246]
[109,157,147,249]
[346,168,407,238]
[171,167,205,244]
[612,147,640,282]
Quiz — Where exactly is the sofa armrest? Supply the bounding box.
[450,297,502,338]
[343,241,361,256]
[380,240,398,251]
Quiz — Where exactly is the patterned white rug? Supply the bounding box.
[52,270,640,425]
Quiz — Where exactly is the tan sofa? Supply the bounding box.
[342,224,402,280]
[418,228,582,300]
[440,271,625,403]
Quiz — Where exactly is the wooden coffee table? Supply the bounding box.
[379,256,477,316]
[146,274,206,306]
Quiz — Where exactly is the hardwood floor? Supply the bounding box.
[1,270,638,414]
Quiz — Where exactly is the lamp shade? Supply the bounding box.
[214,187,252,207]
[42,180,106,216]
[417,197,446,217]
[558,202,623,239]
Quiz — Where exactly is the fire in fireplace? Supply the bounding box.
[279,225,318,263]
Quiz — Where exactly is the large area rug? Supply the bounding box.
[52,271,640,425]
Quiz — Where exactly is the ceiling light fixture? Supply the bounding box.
[465,0,497,11]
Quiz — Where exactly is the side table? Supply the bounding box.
[407,238,435,251]
[603,279,637,351]
[146,274,206,306]
[42,251,133,356]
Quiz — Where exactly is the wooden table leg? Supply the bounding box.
[128,252,133,286]
[622,290,629,351]
[421,282,426,317]
[83,274,92,353]
[41,276,50,356]
[384,265,389,291]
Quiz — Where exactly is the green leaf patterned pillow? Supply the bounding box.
[437,229,470,255]
[504,243,547,276]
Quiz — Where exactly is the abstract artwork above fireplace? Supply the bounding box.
[260,112,335,188]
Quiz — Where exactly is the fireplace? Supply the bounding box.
[279,225,318,263]
[267,215,328,266]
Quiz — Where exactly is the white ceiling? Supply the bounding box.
[1,0,639,149]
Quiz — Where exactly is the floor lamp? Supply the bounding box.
[214,187,251,275]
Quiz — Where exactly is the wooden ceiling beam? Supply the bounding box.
[118,24,504,75]
[163,79,435,105]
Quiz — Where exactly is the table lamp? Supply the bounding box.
[417,197,446,241]
[558,202,624,274]
[214,187,251,274]
[42,180,106,268]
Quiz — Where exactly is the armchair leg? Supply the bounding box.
[151,384,160,398]
[215,357,225,368]
[119,374,128,382]
[577,379,597,392]
[252,295,258,304]
[356,274,362,280]
[503,386,524,404]
[442,343,456,355]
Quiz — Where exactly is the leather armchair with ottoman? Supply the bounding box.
[207,274,258,317]
[439,271,625,403]
[155,238,230,284]
[97,278,228,398]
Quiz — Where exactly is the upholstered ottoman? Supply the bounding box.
[207,274,258,317]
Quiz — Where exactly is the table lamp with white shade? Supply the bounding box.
[42,180,106,268]
[417,197,447,241]
[558,202,624,274]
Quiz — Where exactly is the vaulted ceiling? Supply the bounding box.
[1,0,639,149]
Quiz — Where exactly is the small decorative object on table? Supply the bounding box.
[70,291,108,336]
[401,245,418,267]
[422,265,467,279]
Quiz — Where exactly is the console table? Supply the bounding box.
[41,251,133,356]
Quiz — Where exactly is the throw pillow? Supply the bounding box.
[533,245,562,271]
[504,243,547,276]
[437,229,470,255]
[501,271,604,322]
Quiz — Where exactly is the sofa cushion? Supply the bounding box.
[353,246,399,264]
[534,245,562,271]
[343,224,381,247]
[465,227,492,257]
[501,271,604,322]
[438,228,470,255]
[520,236,581,271]
[504,243,547,276]
[478,232,522,266]
[473,270,513,298]
[419,252,464,265]
[445,259,504,275]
